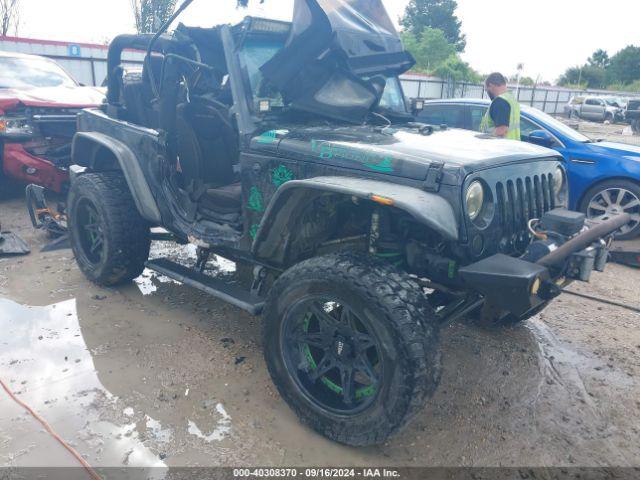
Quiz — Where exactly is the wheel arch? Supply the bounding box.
[577,176,640,211]
[71,132,162,224]
[252,176,459,266]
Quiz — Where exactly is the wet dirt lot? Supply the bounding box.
[1,185,639,472]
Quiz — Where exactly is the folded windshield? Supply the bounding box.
[260,0,414,123]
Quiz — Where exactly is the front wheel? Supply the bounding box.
[579,180,640,240]
[68,172,151,286]
[263,253,441,446]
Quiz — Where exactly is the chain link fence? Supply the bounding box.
[400,74,640,116]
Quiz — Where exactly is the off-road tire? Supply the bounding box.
[262,252,441,446]
[579,179,640,240]
[604,112,614,124]
[68,172,150,286]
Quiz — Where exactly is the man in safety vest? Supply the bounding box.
[480,72,521,140]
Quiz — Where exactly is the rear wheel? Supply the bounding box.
[579,180,640,240]
[263,253,441,446]
[68,172,151,286]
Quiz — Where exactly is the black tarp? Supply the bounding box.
[260,0,414,123]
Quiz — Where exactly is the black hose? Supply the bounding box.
[561,289,640,314]
[537,213,631,268]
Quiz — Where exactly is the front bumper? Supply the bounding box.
[1,142,69,193]
[458,213,630,318]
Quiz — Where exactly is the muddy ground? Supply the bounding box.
[1,177,639,473]
[561,117,640,146]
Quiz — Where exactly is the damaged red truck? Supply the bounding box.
[0,51,104,193]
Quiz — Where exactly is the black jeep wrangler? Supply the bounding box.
[66,0,629,446]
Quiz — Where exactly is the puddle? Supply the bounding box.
[187,403,232,443]
[528,318,633,391]
[134,242,237,296]
[145,415,173,445]
[0,298,167,471]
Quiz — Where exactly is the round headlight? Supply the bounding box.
[553,166,565,196]
[466,181,485,221]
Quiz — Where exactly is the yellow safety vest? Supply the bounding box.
[480,91,521,141]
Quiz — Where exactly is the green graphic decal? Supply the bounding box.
[256,129,289,144]
[311,140,394,173]
[247,187,264,212]
[271,164,294,187]
[249,223,260,240]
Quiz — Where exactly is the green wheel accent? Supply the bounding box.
[301,313,376,400]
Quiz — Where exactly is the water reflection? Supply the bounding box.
[0,298,166,474]
[134,242,237,296]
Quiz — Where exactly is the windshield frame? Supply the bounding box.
[0,55,78,90]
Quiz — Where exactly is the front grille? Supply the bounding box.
[496,173,556,235]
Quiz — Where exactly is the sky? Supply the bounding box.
[13,0,640,83]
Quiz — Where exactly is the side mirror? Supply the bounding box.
[527,129,555,148]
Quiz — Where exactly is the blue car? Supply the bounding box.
[417,99,640,239]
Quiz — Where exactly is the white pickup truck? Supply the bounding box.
[566,95,624,123]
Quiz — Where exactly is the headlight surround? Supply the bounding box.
[465,181,485,221]
[0,116,34,139]
[553,166,568,206]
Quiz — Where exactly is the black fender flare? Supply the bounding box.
[71,132,162,224]
[252,176,459,263]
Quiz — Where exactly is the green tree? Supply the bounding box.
[401,28,455,72]
[401,0,466,52]
[607,46,640,85]
[433,54,481,82]
[510,75,535,86]
[131,0,177,34]
[558,65,606,89]
[588,49,610,69]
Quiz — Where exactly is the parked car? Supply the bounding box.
[417,99,640,239]
[564,95,584,118]
[0,51,104,193]
[566,95,622,123]
[66,0,627,447]
[627,98,640,134]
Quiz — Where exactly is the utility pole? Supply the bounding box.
[516,63,524,99]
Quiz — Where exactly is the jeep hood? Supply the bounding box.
[0,86,105,112]
[252,126,561,182]
[260,0,414,123]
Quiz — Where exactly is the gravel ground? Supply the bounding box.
[559,116,640,146]
[0,155,639,472]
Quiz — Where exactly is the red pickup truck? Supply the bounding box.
[0,51,104,193]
